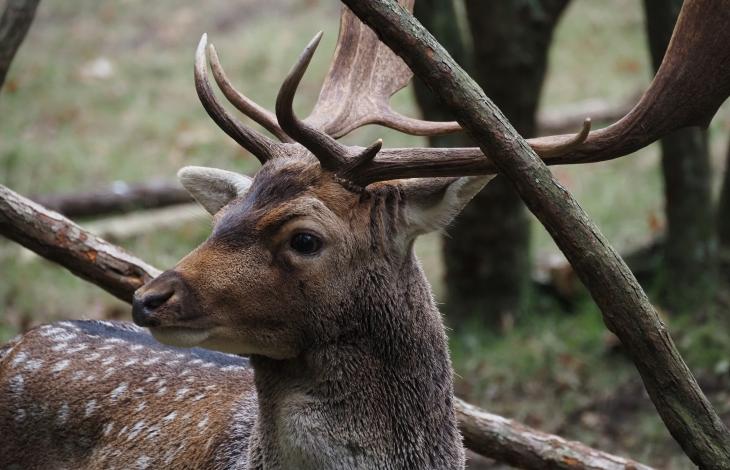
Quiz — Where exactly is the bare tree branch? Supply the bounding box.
[83,203,205,241]
[0,185,160,302]
[455,399,652,470]
[32,180,192,219]
[339,0,730,467]
[0,183,652,469]
[0,0,40,90]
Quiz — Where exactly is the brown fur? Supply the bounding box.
[0,154,491,469]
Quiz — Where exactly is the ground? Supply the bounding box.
[1,0,730,467]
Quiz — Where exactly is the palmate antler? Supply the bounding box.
[196,0,729,189]
[193,1,591,187]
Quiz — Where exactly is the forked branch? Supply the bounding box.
[0,183,652,469]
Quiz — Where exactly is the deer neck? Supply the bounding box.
[246,254,464,469]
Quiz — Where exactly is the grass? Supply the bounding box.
[2,0,730,467]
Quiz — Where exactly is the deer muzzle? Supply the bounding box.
[133,270,190,328]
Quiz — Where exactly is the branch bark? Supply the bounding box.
[455,399,652,470]
[0,183,653,469]
[339,0,730,468]
[0,0,40,90]
[32,180,192,219]
[0,185,159,302]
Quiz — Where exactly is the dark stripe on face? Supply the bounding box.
[212,161,314,247]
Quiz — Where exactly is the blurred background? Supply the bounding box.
[2,0,730,467]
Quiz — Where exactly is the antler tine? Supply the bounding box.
[275,32,351,171]
[531,118,592,157]
[194,34,280,164]
[344,120,593,187]
[207,43,294,143]
[340,139,383,179]
[372,110,461,137]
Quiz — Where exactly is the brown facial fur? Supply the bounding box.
[146,155,383,360]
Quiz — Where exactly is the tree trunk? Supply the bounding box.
[31,180,192,219]
[0,0,40,90]
[439,0,569,327]
[644,0,716,314]
[718,139,730,257]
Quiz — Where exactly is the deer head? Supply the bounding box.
[130,5,588,360]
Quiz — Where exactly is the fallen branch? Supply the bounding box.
[84,203,206,241]
[455,399,652,470]
[341,0,730,467]
[0,183,653,469]
[0,185,160,302]
[32,180,193,219]
[0,0,40,90]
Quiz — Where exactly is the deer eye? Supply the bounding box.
[289,232,322,255]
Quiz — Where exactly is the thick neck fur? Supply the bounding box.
[247,252,464,469]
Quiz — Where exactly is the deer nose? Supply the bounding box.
[132,272,180,327]
[132,289,173,327]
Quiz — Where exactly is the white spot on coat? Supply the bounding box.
[197,414,209,430]
[51,342,69,352]
[127,420,147,440]
[101,356,117,366]
[24,359,43,371]
[174,388,190,401]
[9,374,24,394]
[66,343,88,354]
[57,403,70,425]
[85,399,98,417]
[11,352,28,367]
[135,455,151,469]
[111,382,128,400]
[51,360,70,372]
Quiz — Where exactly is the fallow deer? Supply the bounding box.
[0,3,590,469]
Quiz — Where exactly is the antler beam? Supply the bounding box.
[194,34,283,163]
[340,0,730,468]
[0,184,652,470]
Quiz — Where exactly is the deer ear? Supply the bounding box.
[400,175,494,238]
[177,166,253,215]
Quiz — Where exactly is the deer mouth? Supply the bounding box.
[148,325,212,348]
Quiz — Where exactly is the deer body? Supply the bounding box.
[0,183,462,469]
[0,320,258,469]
